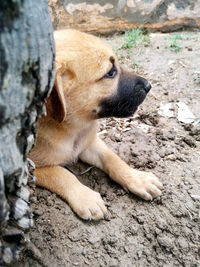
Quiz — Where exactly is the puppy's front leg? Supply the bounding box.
[35,166,107,220]
[80,137,163,200]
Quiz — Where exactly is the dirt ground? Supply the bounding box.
[19,31,200,267]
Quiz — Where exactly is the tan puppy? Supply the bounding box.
[29,29,163,220]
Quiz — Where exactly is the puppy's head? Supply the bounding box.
[46,30,151,123]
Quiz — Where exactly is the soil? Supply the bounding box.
[18,32,200,267]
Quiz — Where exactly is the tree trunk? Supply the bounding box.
[0,0,54,265]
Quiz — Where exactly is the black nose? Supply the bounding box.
[135,78,152,93]
[144,81,151,93]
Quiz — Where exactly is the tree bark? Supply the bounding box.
[0,0,54,265]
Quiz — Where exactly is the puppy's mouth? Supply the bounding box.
[98,70,151,118]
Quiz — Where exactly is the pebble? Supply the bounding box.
[182,136,196,147]
[109,258,119,267]
[88,235,101,245]
[26,241,42,260]
[177,237,189,250]
[157,235,174,251]
[166,154,176,161]
[190,194,200,200]
[34,209,44,216]
[156,217,168,230]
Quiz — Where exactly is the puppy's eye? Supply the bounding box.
[105,67,117,78]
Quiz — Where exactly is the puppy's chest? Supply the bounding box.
[56,128,90,164]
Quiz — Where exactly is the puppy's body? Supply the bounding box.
[29,30,163,220]
[31,117,96,167]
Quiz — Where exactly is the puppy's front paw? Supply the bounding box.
[68,185,107,220]
[125,170,163,200]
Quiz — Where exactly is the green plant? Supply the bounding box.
[117,54,124,61]
[131,61,140,70]
[165,34,182,53]
[172,32,200,41]
[122,28,150,52]
[194,73,200,85]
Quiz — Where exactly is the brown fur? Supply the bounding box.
[29,29,163,220]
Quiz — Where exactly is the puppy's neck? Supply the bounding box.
[39,115,97,134]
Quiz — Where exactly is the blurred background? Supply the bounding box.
[49,0,200,34]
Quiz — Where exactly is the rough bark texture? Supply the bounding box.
[49,0,200,34]
[0,0,54,265]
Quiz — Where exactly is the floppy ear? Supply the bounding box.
[46,74,67,123]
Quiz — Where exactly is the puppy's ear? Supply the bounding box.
[46,74,67,123]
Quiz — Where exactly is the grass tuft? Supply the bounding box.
[122,28,151,53]
[165,33,182,53]
[131,61,140,71]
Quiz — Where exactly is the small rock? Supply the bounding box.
[166,154,176,161]
[137,216,145,224]
[137,250,142,259]
[34,209,44,216]
[88,235,101,245]
[177,237,189,250]
[137,123,150,133]
[26,242,43,261]
[182,137,196,147]
[190,194,200,200]
[165,129,177,140]
[177,102,195,124]
[68,230,82,242]
[190,124,200,141]
[157,235,174,251]
[31,196,37,203]
[154,228,161,235]
[128,224,139,235]
[158,102,174,118]
[109,257,119,267]
[157,217,168,230]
